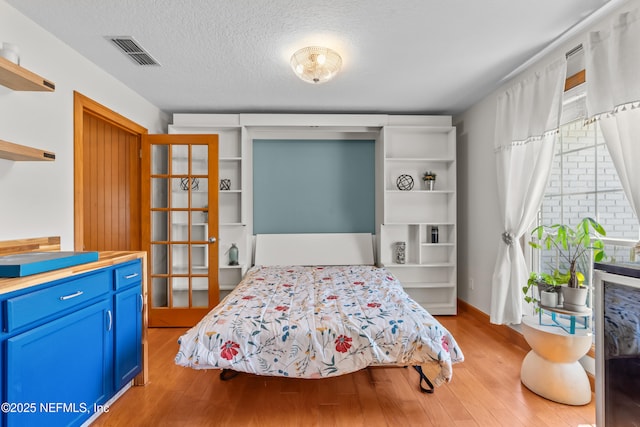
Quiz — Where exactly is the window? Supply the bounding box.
[524,49,639,341]
[535,118,639,281]
[532,48,639,281]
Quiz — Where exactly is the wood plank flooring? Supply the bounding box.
[92,312,595,426]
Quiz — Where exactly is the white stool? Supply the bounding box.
[520,315,593,405]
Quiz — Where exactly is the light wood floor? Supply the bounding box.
[92,312,595,426]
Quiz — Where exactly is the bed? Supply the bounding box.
[175,233,464,391]
[603,281,640,358]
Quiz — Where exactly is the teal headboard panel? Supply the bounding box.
[253,139,375,234]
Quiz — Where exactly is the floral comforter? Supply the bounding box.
[604,282,640,357]
[175,265,463,385]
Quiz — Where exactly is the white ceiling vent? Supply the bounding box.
[107,36,160,66]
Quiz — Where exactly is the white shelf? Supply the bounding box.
[171,156,207,161]
[386,262,454,268]
[384,222,455,226]
[397,281,456,289]
[385,190,454,194]
[219,283,237,291]
[421,303,458,315]
[384,157,454,162]
[172,266,209,275]
[171,190,208,194]
[380,124,457,314]
[219,157,242,161]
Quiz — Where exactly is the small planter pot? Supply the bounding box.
[424,180,435,191]
[561,286,589,312]
[540,291,558,308]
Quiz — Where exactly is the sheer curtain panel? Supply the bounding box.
[586,7,640,221]
[490,59,567,325]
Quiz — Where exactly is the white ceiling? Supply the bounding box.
[7,0,612,115]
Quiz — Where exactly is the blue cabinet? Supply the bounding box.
[0,258,144,427]
[114,283,142,389]
[6,299,113,427]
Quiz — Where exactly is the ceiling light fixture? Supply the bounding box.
[290,46,342,84]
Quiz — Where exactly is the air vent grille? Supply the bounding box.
[107,36,160,66]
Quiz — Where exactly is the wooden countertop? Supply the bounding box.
[0,250,146,295]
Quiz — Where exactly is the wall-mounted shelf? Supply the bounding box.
[0,56,55,92]
[0,139,55,161]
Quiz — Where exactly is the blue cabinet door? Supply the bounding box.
[114,283,142,390]
[5,299,113,427]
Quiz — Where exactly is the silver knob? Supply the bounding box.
[208,236,217,243]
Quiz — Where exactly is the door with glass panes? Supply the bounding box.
[143,134,219,327]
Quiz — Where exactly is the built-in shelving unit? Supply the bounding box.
[168,114,457,310]
[0,139,55,161]
[169,117,249,300]
[0,56,55,91]
[379,124,457,314]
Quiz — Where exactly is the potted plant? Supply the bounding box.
[522,272,561,311]
[529,217,606,312]
[422,171,436,190]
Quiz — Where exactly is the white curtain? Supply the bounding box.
[490,59,567,325]
[586,7,640,220]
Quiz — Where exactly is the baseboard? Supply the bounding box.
[457,299,530,351]
[80,382,132,426]
[456,299,595,393]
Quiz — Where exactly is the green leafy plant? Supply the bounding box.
[529,217,606,289]
[522,272,559,309]
[422,171,436,181]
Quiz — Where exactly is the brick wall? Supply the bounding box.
[538,120,639,273]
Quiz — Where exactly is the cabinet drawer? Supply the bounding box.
[5,270,110,332]
[114,261,142,290]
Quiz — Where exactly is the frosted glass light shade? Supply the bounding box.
[290,46,342,84]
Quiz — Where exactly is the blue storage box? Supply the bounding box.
[0,251,100,278]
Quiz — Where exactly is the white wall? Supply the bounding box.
[454,91,502,314]
[454,0,637,316]
[0,0,169,249]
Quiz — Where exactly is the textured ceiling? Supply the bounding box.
[7,0,613,115]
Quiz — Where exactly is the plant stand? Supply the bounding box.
[520,315,592,405]
[537,305,592,334]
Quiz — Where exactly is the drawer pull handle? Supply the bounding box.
[60,290,84,301]
[107,310,113,331]
[125,273,139,280]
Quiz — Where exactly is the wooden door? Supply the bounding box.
[142,134,219,327]
[74,91,146,252]
[81,112,141,251]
